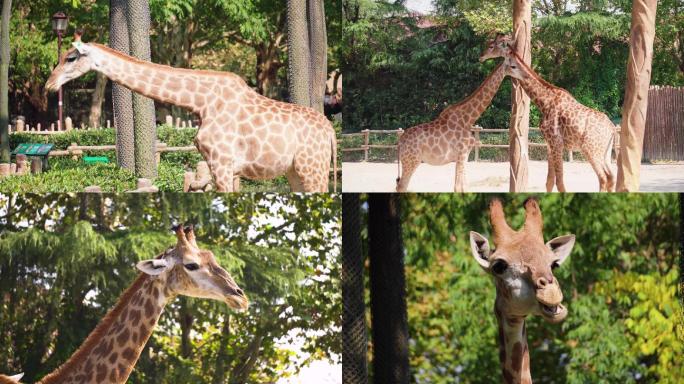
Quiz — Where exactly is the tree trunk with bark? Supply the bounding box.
[616,0,658,191]
[368,194,409,384]
[127,0,157,178]
[88,72,107,128]
[307,0,327,113]
[509,0,532,192]
[110,0,135,171]
[343,193,368,384]
[0,0,11,164]
[286,0,311,107]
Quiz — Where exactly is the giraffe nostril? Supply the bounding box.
[537,276,551,288]
[235,288,244,296]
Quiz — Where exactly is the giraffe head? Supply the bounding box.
[479,33,513,62]
[0,373,23,383]
[469,198,575,323]
[46,31,98,92]
[136,225,249,311]
[502,56,528,81]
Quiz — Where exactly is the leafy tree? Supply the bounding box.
[0,0,10,163]
[0,193,341,383]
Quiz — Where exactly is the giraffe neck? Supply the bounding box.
[39,274,171,384]
[509,53,560,113]
[440,63,506,126]
[495,299,532,384]
[88,43,244,115]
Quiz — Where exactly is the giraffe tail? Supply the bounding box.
[331,129,338,192]
[396,140,401,185]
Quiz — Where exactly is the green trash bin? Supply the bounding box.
[84,156,110,165]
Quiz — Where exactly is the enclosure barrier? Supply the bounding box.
[47,142,196,164]
[644,86,684,161]
[341,126,621,163]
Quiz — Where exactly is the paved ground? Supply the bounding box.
[342,161,684,192]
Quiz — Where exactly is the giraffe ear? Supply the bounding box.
[72,41,88,55]
[546,235,575,265]
[7,373,23,382]
[136,259,170,275]
[469,231,491,269]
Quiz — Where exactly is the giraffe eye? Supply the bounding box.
[551,261,560,270]
[491,260,508,275]
[66,55,77,63]
[184,263,200,271]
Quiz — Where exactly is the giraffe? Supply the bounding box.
[45,34,337,192]
[0,374,23,383]
[469,198,575,384]
[395,59,528,192]
[7,225,247,384]
[480,34,617,192]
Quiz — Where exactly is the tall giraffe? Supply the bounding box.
[5,225,247,384]
[480,34,617,192]
[45,35,336,192]
[396,59,527,192]
[469,198,575,383]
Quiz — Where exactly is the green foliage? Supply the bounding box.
[363,194,681,383]
[0,193,341,383]
[344,2,683,134]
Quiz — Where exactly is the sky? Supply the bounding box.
[405,0,435,14]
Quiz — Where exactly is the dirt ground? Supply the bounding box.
[342,161,684,192]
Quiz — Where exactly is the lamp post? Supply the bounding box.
[51,12,68,131]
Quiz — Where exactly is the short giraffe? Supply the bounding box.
[46,35,336,192]
[481,34,616,192]
[470,198,575,383]
[396,60,525,192]
[6,225,247,384]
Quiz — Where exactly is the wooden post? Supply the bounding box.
[568,151,573,162]
[15,117,24,132]
[183,171,195,192]
[15,154,27,175]
[165,115,173,126]
[0,163,10,177]
[65,116,73,131]
[362,129,369,162]
[30,158,42,174]
[473,125,481,162]
[107,119,111,129]
[509,0,532,192]
[617,0,658,191]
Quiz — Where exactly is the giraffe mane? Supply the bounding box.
[38,273,151,383]
[439,62,504,118]
[89,43,245,81]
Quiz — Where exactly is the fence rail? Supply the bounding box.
[341,126,622,162]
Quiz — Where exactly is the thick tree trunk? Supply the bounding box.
[110,0,135,171]
[616,0,658,191]
[342,194,368,384]
[509,0,532,192]
[286,0,311,106]
[127,0,157,178]
[307,0,327,113]
[88,72,107,129]
[211,317,230,384]
[256,40,282,98]
[368,194,409,384]
[0,0,11,163]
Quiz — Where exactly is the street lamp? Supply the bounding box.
[51,12,68,130]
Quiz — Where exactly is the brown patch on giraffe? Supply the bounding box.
[116,328,130,346]
[95,363,107,382]
[121,347,136,363]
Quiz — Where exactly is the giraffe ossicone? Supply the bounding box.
[395,59,526,192]
[14,224,248,384]
[0,373,23,383]
[481,34,617,192]
[470,198,575,383]
[46,35,337,192]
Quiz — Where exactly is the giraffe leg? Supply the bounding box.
[545,153,556,192]
[586,153,609,192]
[207,159,234,192]
[232,176,241,192]
[396,157,419,192]
[454,150,469,192]
[548,140,566,192]
[286,168,306,192]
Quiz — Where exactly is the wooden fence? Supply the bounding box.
[342,126,621,163]
[644,86,684,161]
[47,142,196,164]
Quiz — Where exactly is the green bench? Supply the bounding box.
[12,143,54,171]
